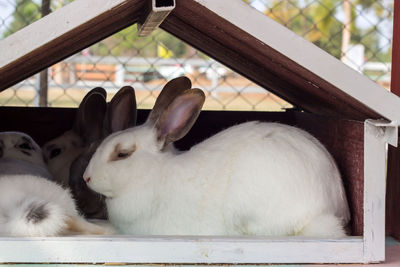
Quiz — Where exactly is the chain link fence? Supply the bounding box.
[0,0,394,111]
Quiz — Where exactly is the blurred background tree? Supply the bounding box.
[3,0,75,38]
[264,0,392,61]
[3,0,41,38]
[2,0,393,61]
[90,25,187,58]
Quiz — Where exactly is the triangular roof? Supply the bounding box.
[1,0,399,122]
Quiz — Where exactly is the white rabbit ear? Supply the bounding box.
[74,87,107,138]
[155,89,205,149]
[147,76,192,124]
[105,86,137,134]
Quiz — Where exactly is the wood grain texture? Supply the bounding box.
[294,112,364,236]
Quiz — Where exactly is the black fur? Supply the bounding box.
[0,140,4,158]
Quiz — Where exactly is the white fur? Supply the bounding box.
[0,158,52,179]
[0,131,46,166]
[85,121,350,237]
[0,132,113,236]
[0,131,52,179]
[0,174,76,236]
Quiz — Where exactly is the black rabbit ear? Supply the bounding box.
[74,87,107,137]
[82,93,107,143]
[105,86,137,134]
[87,87,107,99]
[155,88,205,149]
[147,76,192,124]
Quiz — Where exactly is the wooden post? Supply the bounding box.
[341,0,351,62]
[386,0,400,240]
[39,0,51,107]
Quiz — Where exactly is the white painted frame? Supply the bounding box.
[0,120,391,264]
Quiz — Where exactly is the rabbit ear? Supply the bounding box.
[105,86,137,134]
[81,93,107,143]
[73,87,107,137]
[147,76,192,124]
[155,89,205,149]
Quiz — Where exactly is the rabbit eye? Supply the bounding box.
[118,152,130,158]
[19,142,32,150]
[50,148,62,159]
[109,144,136,162]
[113,150,133,161]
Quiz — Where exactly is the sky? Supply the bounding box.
[0,1,15,36]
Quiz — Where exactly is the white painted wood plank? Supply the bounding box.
[363,121,387,262]
[0,236,363,264]
[0,0,132,68]
[194,0,400,124]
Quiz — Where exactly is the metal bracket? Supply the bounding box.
[138,0,175,37]
[365,119,398,147]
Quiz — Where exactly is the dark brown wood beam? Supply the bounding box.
[0,0,145,91]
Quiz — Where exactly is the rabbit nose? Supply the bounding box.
[85,177,91,183]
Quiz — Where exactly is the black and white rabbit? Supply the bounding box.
[68,86,137,219]
[0,131,113,236]
[83,77,350,237]
[42,87,107,187]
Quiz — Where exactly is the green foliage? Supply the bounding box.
[354,26,392,62]
[156,31,187,58]
[3,0,41,38]
[3,0,76,38]
[266,0,344,58]
[89,25,187,58]
[264,0,391,60]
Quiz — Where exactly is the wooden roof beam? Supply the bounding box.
[0,0,146,91]
[162,0,400,121]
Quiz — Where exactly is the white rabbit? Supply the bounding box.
[0,131,52,179]
[84,78,350,237]
[42,87,107,187]
[0,131,114,236]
